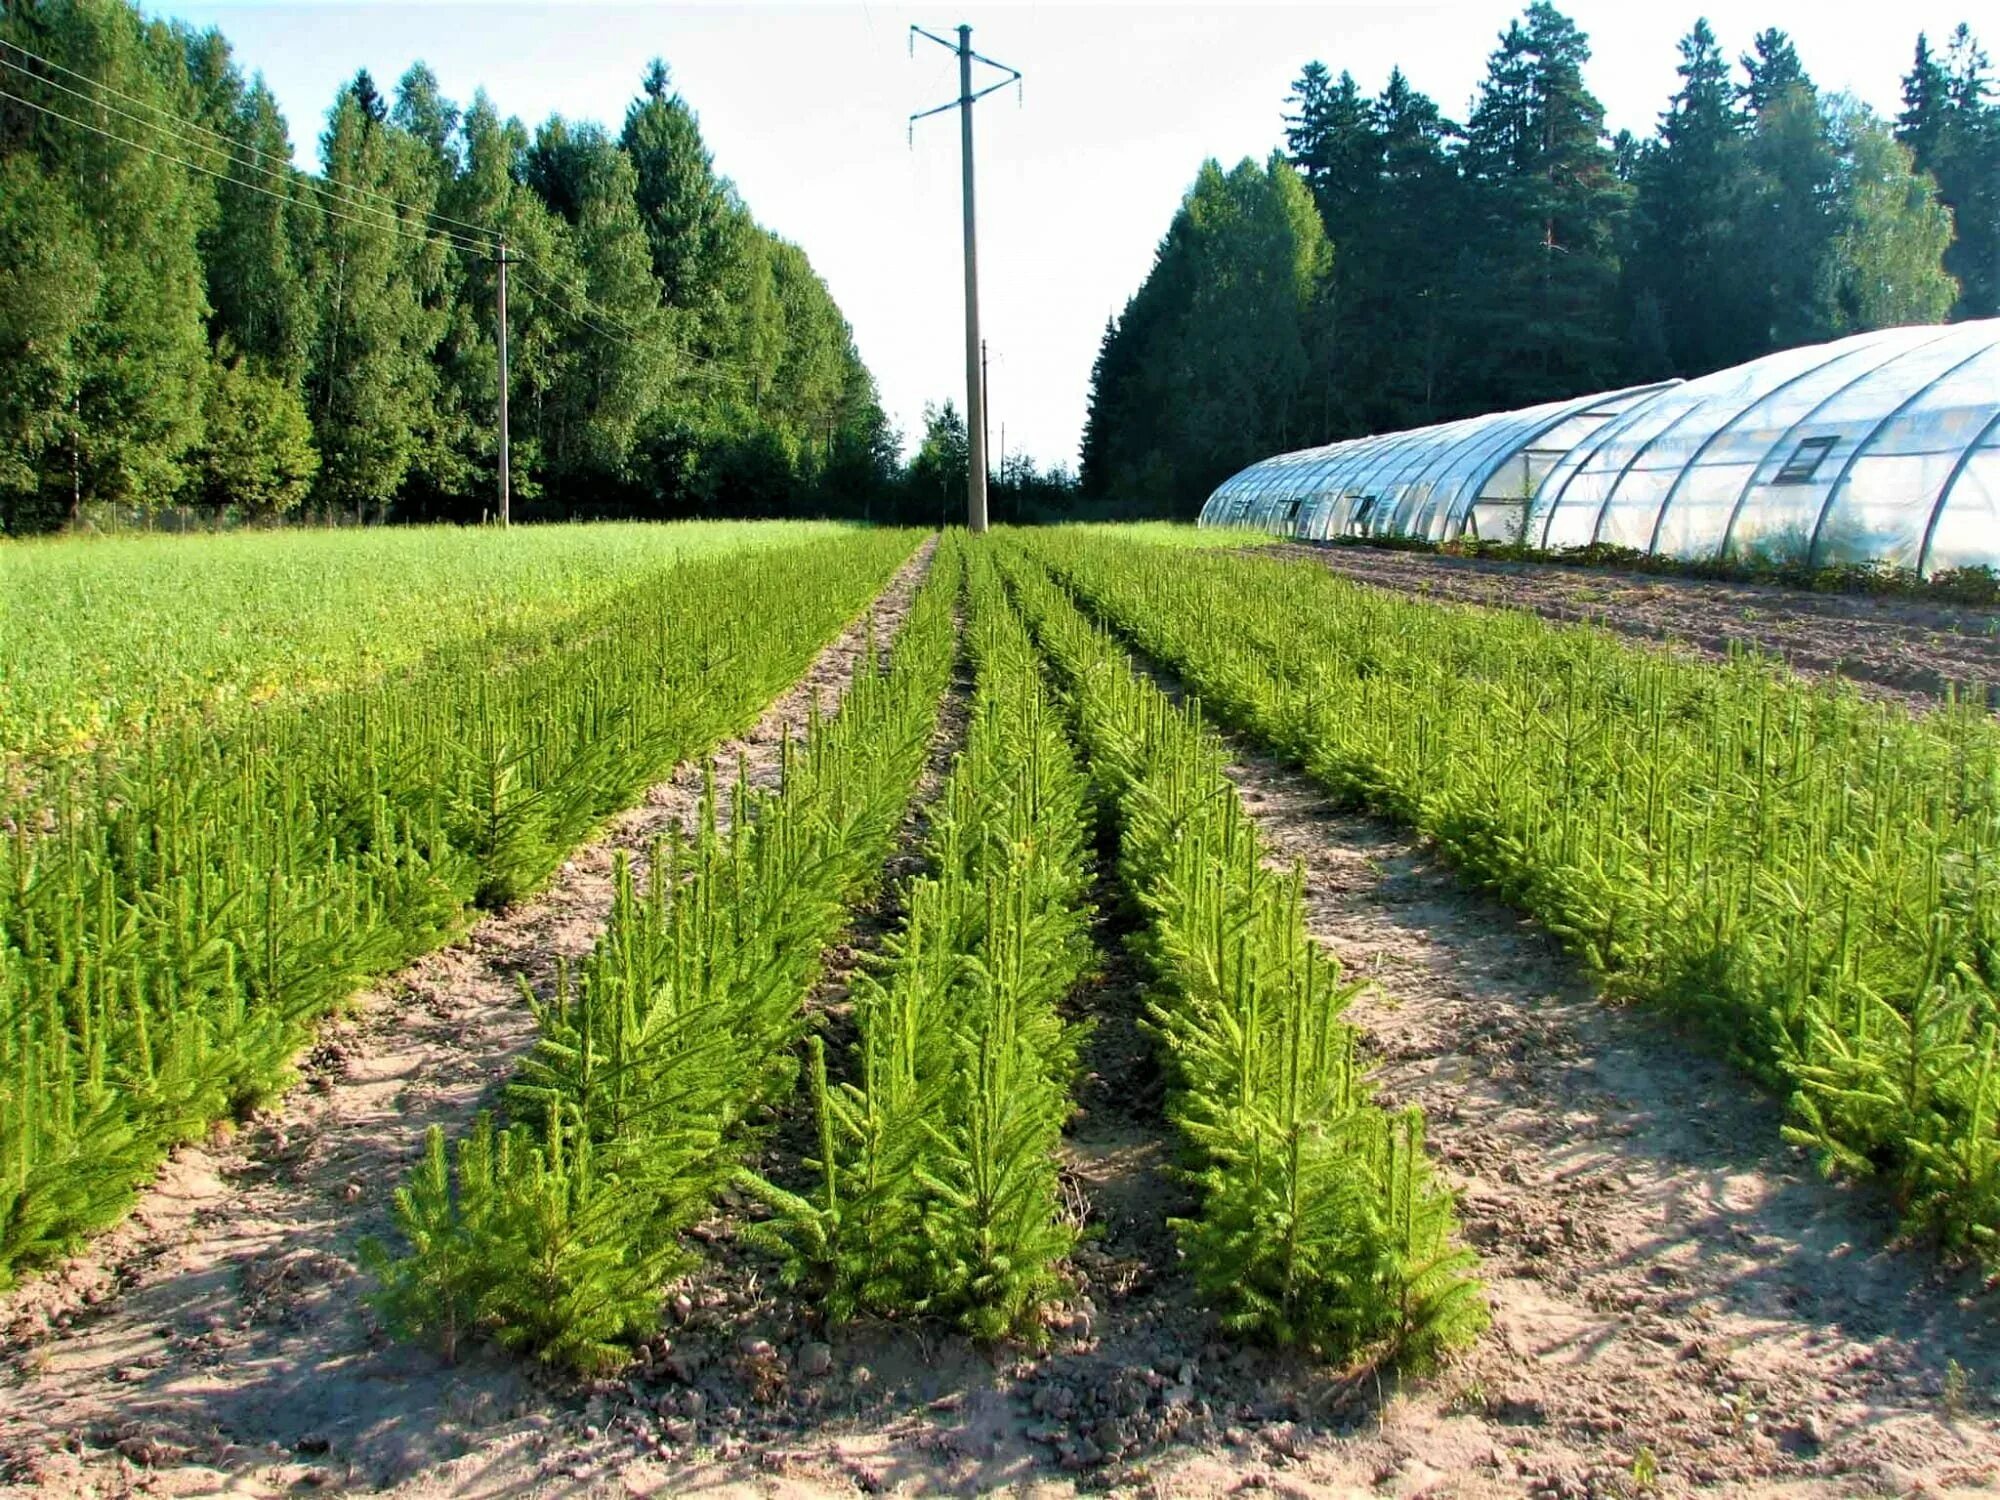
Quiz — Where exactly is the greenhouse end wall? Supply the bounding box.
[1198,320,2000,577]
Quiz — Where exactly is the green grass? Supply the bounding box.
[0,520,855,770]
[1048,521,1279,550]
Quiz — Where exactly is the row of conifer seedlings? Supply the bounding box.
[1024,530,2000,1270]
[373,533,1483,1375]
[740,543,1098,1340]
[370,538,964,1373]
[997,543,1487,1366]
[0,531,918,1290]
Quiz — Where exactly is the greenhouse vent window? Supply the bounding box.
[1775,436,1839,485]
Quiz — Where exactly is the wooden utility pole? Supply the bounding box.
[910,24,1019,535]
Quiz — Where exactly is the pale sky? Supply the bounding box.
[160,0,1980,470]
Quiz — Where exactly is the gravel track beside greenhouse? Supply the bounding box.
[0,540,936,1500]
[1273,541,2000,707]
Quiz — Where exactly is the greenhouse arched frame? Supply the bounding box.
[1197,319,2000,576]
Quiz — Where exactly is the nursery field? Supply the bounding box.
[0,520,857,772]
[1,522,1996,1499]
[1277,540,2000,706]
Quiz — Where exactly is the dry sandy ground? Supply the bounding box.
[1213,746,2000,1499]
[1272,543,2000,708]
[0,541,934,1498]
[373,703,2000,1500]
[4,543,1997,1500]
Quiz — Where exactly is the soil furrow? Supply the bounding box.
[1272,540,2000,709]
[1207,735,2000,1497]
[0,537,937,1499]
[1019,581,2000,1495]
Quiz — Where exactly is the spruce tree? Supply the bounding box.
[620,60,732,315]
[1627,20,1752,375]
[1458,3,1628,407]
[1738,37,1838,353]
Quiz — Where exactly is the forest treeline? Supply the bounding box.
[1081,6,2000,515]
[0,0,1034,532]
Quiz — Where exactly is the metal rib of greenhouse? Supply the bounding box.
[1198,319,2000,576]
[1712,327,1956,562]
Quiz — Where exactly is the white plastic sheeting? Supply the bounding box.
[1199,319,2000,576]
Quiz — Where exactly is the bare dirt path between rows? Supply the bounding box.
[0,538,937,1500]
[9,545,1999,1500]
[1271,542,2000,708]
[391,622,1999,1499]
[1206,741,2000,1498]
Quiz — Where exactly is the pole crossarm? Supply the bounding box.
[907,24,1022,135]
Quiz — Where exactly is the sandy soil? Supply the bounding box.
[1210,745,2000,1498]
[1271,542,2000,708]
[0,539,935,1499]
[8,542,1997,1500]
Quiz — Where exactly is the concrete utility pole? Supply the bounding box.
[493,236,521,527]
[910,23,1020,535]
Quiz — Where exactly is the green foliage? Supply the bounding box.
[1082,5,1987,515]
[0,2,894,532]
[998,542,1485,1366]
[1821,100,1959,331]
[0,155,97,523]
[375,537,960,1370]
[195,353,318,515]
[907,401,970,525]
[0,0,210,525]
[1899,26,2000,321]
[0,527,916,1287]
[367,1111,671,1374]
[743,544,1095,1340]
[1079,153,1332,514]
[0,520,858,770]
[1023,529,2000,1268]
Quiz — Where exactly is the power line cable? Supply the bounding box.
[0,37,497,245]
[0,53,489,254]
[0,81,489,254]
[5,75,767,395]
[510,265,751,389]
[512,265,645,346]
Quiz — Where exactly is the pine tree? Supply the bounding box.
[1458,3,1628,406]
[1627,20,1752,374]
